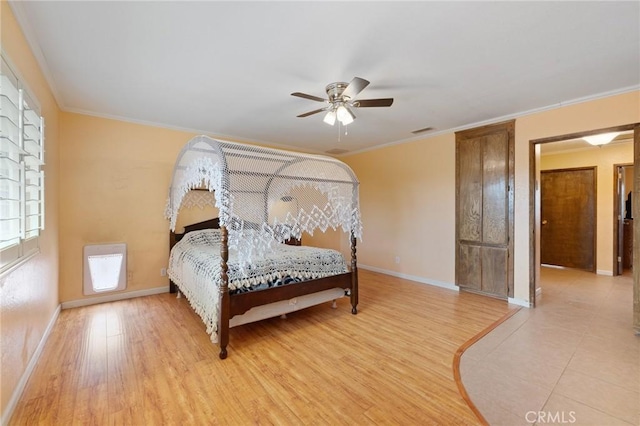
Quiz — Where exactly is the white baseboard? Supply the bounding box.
[61,286,169,309]
[508,297,531,308]
[2,304,61,426]
[543,264,613,277]
[358,264,459,292]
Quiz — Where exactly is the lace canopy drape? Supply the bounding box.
[165,136,362,265]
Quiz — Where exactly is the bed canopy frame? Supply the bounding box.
[166,135,362,358]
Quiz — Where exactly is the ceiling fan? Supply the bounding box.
[291,77,393,126]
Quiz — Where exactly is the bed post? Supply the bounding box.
[218,226,230,359]
[169,230,178,293]
[350,232,358,315]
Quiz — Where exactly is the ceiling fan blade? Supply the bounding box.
[345,105,356,122]
[341,77,370,100]
[297,107,328,118]
[291,92,327,102]
[353,98,394,108]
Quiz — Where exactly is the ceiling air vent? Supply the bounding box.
[325,148,350,155]
[411,126,434,134]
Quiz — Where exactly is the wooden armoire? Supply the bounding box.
[455,120,514,299]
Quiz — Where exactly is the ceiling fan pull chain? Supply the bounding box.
[338,120,341,142]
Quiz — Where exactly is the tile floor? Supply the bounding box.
[461,266,640,425]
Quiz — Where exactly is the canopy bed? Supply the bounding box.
[165,136,362,359]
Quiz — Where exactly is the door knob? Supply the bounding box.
[542,220,548,225]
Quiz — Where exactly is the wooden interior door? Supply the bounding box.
[540,168,596,271]
[456,121,514,299]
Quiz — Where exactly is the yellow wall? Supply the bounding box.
[541,143,634,274]
[175,205,219,233]
[343,91,639,302]
[624,165,634,200]
[58,112,197,302]
[0,1,60,416]
[342,133,456,287]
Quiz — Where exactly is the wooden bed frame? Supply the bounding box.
[169,218,358,359]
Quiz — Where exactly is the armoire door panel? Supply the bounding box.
[482,133,509,245]
[458,137,482,242]
[458,244,481,290]
[481,246,508,297]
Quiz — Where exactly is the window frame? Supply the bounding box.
[0,53,45,276]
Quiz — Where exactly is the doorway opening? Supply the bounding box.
[530,124,638,307]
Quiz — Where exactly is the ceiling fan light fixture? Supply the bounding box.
[583,132,621,146]
[323,110,337,126]
[336,104,354,125]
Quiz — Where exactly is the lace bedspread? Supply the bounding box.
[168,229,348,342]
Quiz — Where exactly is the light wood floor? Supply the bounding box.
[10,270,514,425]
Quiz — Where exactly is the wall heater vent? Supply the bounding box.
[83,243,127,295]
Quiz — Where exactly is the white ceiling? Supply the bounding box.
[9,1,640,154]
